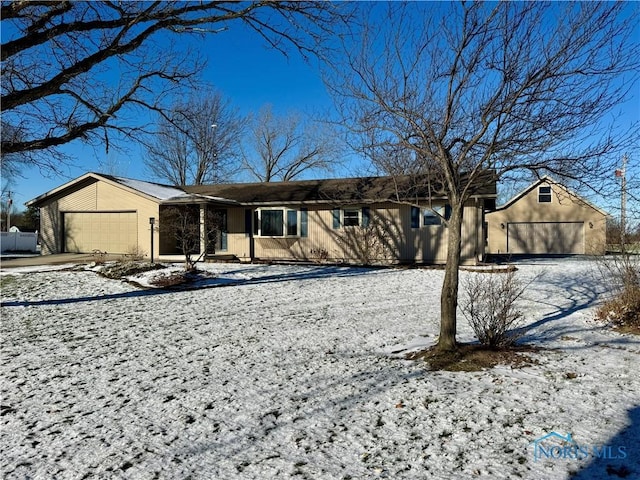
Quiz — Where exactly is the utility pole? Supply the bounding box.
[616,154,627,253]
[6,192,12,231]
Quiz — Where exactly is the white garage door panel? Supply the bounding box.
[507,222,584,254]
[65,212,137,254]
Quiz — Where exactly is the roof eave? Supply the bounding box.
[25,172,174,207]
[160,194,239,206]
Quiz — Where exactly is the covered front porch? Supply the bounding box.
[157,196,239,260]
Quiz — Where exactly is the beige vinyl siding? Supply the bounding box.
[225,208,250,259]
[39,201,62,255]
[410,204,448,263]
[225,201,485,265]
[462,202,482,262]
[407,201,481,264]
[57,182,97,210]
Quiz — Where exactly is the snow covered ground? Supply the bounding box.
[1,259,638,479]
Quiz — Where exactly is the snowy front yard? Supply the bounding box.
[1,259,639,479]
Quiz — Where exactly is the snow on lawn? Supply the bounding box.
[1,259,639,479]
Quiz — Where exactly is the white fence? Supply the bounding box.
[0,231,38,252]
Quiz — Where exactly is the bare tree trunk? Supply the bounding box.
[438,201,463,351]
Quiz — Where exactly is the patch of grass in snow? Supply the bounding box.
[407,344,540,371]
[0,274,17,290]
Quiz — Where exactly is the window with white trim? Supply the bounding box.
[253,208,306,237]
[332,207,370,229]
[423,205,449,226]
[343,208,360,227]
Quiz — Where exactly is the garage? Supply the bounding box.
[486,178,607,256]
[507,222,584,254]
[64,212,138,254]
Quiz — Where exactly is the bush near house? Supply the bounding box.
[596,287,640,334]
[460,269,528,347]
[595,253,640,334]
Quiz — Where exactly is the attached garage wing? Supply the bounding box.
[507,222,584,254]
[64,212,138,254]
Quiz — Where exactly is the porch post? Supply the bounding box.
[199,204,207,257]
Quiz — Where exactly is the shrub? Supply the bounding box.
[99,261,164,279]
[310,248,330,263]
[595,287,640,331]
[460,269,527,347]
[149,271,189,287]
[120,244,146,263]
[91,249,108,265]
[594,253,640,333]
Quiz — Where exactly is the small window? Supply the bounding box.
[411,206,420,228]
[333,208,370,228]
[538,186,552,203]
[343,209,360,227]
[423,206,447,226]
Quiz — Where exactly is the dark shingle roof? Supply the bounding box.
[182,174,496,205]
[26,172,497,208]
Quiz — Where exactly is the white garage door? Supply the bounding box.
[64,212,137,254]
[507,222,584,254]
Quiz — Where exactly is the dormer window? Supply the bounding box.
[538,186,552,203]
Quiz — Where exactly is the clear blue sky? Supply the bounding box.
[5,2,639,217]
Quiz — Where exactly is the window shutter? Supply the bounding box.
[410,206,420,228]
[445,204,452,220]
[362,207,370,227]
[220,211,228,250]
[287,210,298,236]
[253,210,259,236]
[300,208,308,237]
[332,208,341,229]
[245,209,252,237]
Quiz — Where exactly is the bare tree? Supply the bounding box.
[1,1,350,175]
[326,2,639,351]
[144,92,245,185]
[461,270,528,348]
[242,104,340,182]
